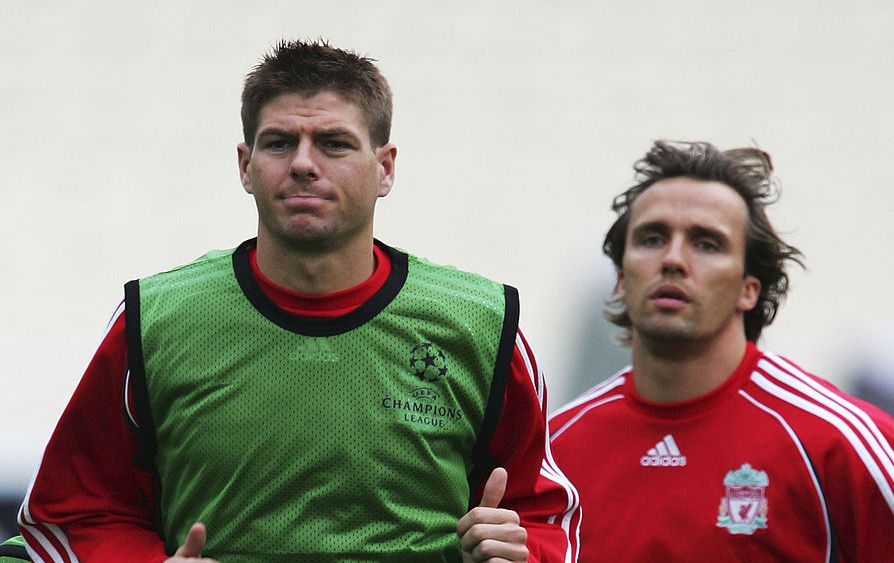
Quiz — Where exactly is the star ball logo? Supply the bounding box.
[409,342,448,382]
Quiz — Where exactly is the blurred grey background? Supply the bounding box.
[2,0,894,538]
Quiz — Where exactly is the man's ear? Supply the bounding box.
[375,143,397,198]
[614,270,626,300]
[737,275,761,313]
[237,142,253,194]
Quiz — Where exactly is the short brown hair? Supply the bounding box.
[603,140,804,343]
[241,39,392,147]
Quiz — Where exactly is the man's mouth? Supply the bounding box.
[281,192,330,206]
[649,285,690,309]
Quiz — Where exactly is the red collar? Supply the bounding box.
[248,244,392,318]
[625,341,762,419]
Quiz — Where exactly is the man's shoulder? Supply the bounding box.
[128,245,242,307]
[748,349,894,445]
[549,370,631,437]
[389,244,512,300]
[138,246,237,285]
[400,249,501,285]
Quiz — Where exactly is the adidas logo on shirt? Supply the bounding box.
[640,434,687,467]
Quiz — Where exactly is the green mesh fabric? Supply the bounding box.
[136,247,507,562]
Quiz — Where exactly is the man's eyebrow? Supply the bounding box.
[630,221,669,236]
[315,128,358,139]
[254,126,361,142]
[255,128,293,139]
[689,225,730,242]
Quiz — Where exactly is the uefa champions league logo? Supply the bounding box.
[380,342,456,429]
[408,342,448,382]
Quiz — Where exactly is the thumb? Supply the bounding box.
[174,522,207,557]
[478,467,508,508]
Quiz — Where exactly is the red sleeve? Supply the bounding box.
[18,303,169,563]
[480,329,581,562]
[824,397,894,562]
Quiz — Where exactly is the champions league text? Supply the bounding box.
[381,396,462,428]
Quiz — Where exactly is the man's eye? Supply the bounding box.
[266,140,291,151]
[640,235,663,247]
[321,140,349,151]
[695,239,720,252]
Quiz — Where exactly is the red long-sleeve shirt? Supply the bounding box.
[20,244,580,562]
[550,342,894,562]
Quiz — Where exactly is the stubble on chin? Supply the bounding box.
[630,306,698,344]
[637,322,694,343]
[276,226,339,253]
[631,321,703,362]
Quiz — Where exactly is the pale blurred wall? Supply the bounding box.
[2,1,893,493]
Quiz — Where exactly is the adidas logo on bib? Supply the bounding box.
[640,434,687,467]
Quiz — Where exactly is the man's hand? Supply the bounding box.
[457,467,529,562]
[163,522,220,563]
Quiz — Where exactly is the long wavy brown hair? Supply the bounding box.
[603,140,804,344]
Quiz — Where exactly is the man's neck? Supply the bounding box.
[254,234,376,295]
[630,327,748,403]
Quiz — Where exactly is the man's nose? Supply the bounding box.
[290,142,319,180]
[661,237,687,276]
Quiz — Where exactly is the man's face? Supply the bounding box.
[618,177,761,345]
[237,91,396,251]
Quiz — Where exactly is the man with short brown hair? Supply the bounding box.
[19,39,579,563]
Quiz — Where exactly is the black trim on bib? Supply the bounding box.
[0,542,29,560]
[232,238,409,337]
[123,279,165,535]
[467,284,520,508]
